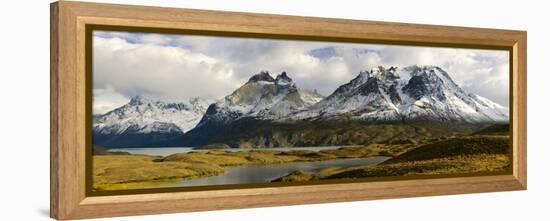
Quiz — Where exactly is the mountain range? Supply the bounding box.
[93,66,508,148]
[289,66,508,122]
[93,96,212,147]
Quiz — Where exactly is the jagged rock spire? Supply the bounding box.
[248,71,275,83]
[275,71,293,85]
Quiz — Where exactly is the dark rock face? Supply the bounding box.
[327,72,369,99]
[330,66,401,99]
[323,66,401,114]
[358,77,381,95]
[403,74,432,100]
[248,71,275,83]
[387,84,402,105]
[401,66,468,102]
[372,66,399,81]
[275,71,292,83]
[197,104,243,125]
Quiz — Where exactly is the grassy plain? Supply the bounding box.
[93,145,401,190]
[93,124,511,190]
[272,135,510,182]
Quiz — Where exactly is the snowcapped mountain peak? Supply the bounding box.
[296,66,403,121]
[275,71,293,86]
[326,66,400,103]
[246,70,295,86]
[248,70,275,83]
[291,65,508,123]
[365,66,400,82]
[402,65,463,101]
[128,95,156,105]
[298,89,325,104]
[196,71,325,125]
[93,96,213,141]
[407,66,457,85]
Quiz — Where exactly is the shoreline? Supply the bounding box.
[93,134,510,191]
[93,144,403,191]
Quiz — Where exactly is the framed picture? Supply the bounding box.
[50,1,527,220]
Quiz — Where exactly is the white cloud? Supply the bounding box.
[92,86,129,115]
[93,31,509,113]
[138,34,172,45]
[93,35,241,114]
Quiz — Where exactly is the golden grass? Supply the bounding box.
[93,155,223,191]
[272,154,510,182]
[93,146,396,190]
[159,146,400,166]
[94,135,511,190]
[325,154,510,179]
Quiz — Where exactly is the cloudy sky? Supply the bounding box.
[93,31,509,114]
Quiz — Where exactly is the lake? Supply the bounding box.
[155,156,390,188]
[107,146,346,157]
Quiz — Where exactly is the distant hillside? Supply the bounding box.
[384,134,509,164]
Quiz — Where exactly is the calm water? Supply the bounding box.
[159,156,390,188]
[108,146,345,157]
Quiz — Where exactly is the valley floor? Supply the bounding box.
[93,144,406,191]
[273,135,510,182]
[92,134,510,191]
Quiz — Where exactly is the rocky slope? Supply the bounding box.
[195,71,324,125]
[179,66,508,148]
[290,66,508,122]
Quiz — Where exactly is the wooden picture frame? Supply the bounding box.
[50,1,527,220]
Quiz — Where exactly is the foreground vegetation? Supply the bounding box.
[272,135,510,182]
[93,144,405,190]
[93,124,511,190]
[93,154,224,190]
